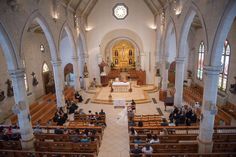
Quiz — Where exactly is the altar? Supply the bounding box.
[112,82,130,92]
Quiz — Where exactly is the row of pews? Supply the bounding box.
[220,102,236,119]
[181,85,232,126]
[129,125,236,156]
[1,123,105,156]
[10,87,75,126]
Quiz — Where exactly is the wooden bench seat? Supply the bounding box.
[130,143,198,153]
[0,150,97,157]
[130,152,236,157]
[0,141,22,150]
[35,133,102,146]
[35,141,99,155]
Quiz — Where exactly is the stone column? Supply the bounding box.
[174,57,185,108]
[198,66,221,153]
[140,52,145,71]
[51,60,66,108]
[72,57,81,91]
[161,55,169,90]
[9,69,34,150]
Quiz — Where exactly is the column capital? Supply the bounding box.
[203,66,221,75]
[79,53,89,59]
[51,60,62,66]
[175,57,185,63]
[9,69,25,78]
[72,56,79,61]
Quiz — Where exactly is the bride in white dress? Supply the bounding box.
[116,106,128,125]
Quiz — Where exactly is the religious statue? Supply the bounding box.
[0,90,5,102]
[229,76,236,94]
[47,72,54,86]
[83,63,89,78]
[5,79,14,97]
[98,59,108,75]
[31,72,39,87]
[115,50,118,56]
[129,50,132,56]
[115,59,118,65]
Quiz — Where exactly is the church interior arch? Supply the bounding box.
[21,18,54,103]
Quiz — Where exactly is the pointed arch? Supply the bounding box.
[210,0,236,66]
[178,3,208,58]
[164,17,177,62]
[20,10,58,61]
[59,21,77,58]
[0,22,19,70]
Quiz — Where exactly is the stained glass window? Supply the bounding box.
[218,40,230,91]
[43,63,49,73]
[197,41,204,80]
[113,3,128,20]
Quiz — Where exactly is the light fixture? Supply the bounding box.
[85,26,93,32]
[52,12,59,22]
[40,44,45,53]
[173,0,182,16]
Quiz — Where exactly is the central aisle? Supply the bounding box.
[80,91,168,157]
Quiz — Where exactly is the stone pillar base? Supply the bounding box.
[198,137,213,153]
[21,137,35,150]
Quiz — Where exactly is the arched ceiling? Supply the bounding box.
[60,0,171,18]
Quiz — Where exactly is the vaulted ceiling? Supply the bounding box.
[61,0,98,19]
[60,0,170,18]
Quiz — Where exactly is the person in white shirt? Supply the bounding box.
[149,135,160,144]
[130,127,138,136]
[142,144,153,155]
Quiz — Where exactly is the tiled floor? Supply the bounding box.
[79,91,169,157]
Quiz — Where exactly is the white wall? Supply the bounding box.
[226,20,236,104]
[23,32,52,104]
[60,35,74,79]
[86,0,156,83]
[0,47,15,120]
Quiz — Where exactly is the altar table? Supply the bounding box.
[112,82,130,92]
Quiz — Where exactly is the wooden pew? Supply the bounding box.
[0,141,22,150]
[130,153,236,157]
[213,142,236,152]
[130,143,198,153]
[35,141,99,155]
[35,133,102,146]
[0,150,97,157]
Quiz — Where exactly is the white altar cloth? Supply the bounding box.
[112,82,130,92]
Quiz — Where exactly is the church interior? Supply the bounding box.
[0,0,236,156]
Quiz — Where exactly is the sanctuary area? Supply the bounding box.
[0,0,236,157]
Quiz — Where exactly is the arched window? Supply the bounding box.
[42,62,49,73]
[218,40,230,92]
[197,41,205,80]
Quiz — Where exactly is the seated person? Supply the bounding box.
[161,118,169,126]
[130,127,138,136]
[55,127,64,134]
[134,136,142,144]
[131,100,136,112]
[142,144,153,155]
[130,144,142,156]
[99,109,106,115]
[74,91,83,102]
[190,111,197,123]
[149,135,160,144]
[80,134,91,143]
[160,128,168,136]
[146,133,152,143]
